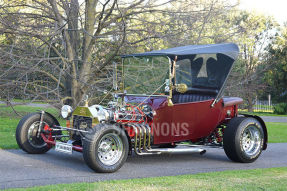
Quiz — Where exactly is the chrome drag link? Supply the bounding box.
[51,125,89,133]
[129,124,206,155]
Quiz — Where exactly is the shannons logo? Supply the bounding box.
[122,123,190,137]
[152,122,190,136]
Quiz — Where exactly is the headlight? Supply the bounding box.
[61,105,73,119]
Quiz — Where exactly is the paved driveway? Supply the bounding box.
[0,101,51,108]
[260,116,287,123]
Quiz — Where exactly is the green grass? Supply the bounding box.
[0,105,286,149]
[7,167,287,191]
[0,117,20,149]
[266,122,287,143]
[0,105,60,149]
[0,104,58,116]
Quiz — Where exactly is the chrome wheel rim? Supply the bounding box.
[98,133,123,166]
[27,121,46,148]
[241,126,262,156]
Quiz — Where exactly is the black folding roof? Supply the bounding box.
[122,43,239,60]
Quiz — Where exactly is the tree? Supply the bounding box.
[0,0,173,107]
[265,26,287,103]
[0,0,238,107]
[224,11,277,111]
[125,0,242,51]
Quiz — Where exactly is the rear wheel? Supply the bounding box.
[83,124,129,173]
[223,117,264,163]
[16,113,57,154]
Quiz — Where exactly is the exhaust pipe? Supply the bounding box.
[130,124,206,155]
[149,147,206,155]
[131,124,156,155]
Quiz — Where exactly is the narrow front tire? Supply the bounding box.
[16,113,56,154]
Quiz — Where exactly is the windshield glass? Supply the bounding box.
[122,56,169,95]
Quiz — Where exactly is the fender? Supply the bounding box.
[242,114,268,150]
[42,111,60,126]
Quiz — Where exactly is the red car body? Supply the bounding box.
[122,95,243,144]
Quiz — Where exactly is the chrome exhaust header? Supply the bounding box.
[129,123,206,155]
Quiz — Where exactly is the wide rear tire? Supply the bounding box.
[83,124,129,173]
[16,113,57,154]
[223,117,264,163]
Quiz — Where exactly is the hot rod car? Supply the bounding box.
[16,43,267,173]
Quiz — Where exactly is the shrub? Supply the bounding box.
[273,103,287,115]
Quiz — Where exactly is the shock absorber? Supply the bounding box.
[215,127,223,144]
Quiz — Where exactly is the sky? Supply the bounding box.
[239,0,287,25]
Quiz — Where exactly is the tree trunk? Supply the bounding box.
[67,0,80,106]
[247,97,254,112]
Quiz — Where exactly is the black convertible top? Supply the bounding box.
[122,43,239,60]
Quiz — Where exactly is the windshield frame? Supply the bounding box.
[119,55,172,97]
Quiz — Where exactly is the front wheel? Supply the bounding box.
[223,117,264,163]
[83,124,129,173]
[16,113,57,154]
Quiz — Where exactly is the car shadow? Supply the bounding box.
[5,149,94,173]
[126,149,231,164]
[5,147,231,175]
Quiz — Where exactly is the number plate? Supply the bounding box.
[55,142,73,154]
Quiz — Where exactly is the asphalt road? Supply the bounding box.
[1,143,287,189]
[0,101,51,108]
[260,116,287,123]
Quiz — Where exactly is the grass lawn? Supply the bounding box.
[0,104,58,115]
[0,105,287,149]
[7,167,287,191]
[267,122,287,143]
[0,105,61,149]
